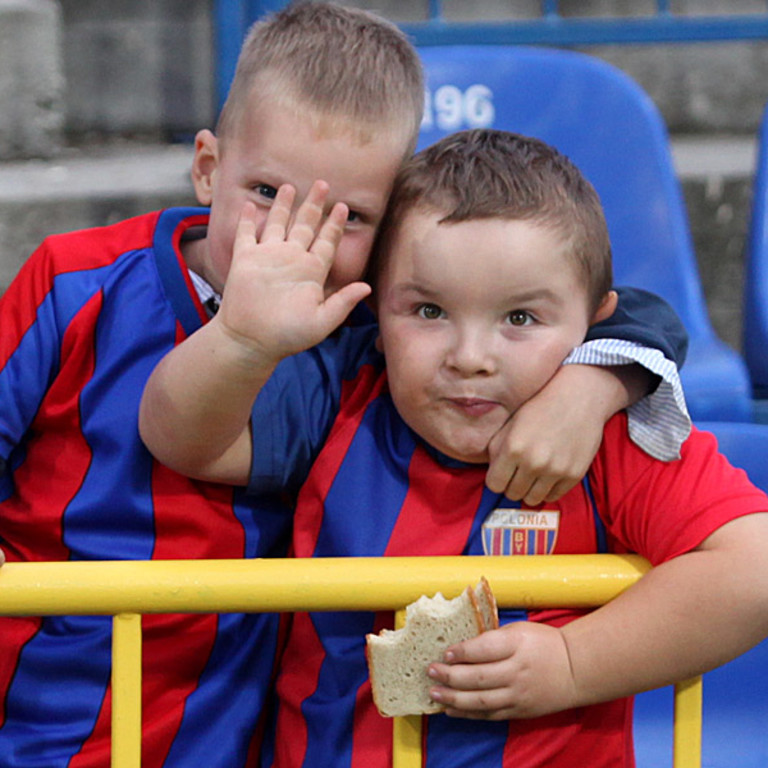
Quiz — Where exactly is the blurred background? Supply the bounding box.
[1,0,767,354]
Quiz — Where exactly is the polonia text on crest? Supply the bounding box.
[482,507,560,556]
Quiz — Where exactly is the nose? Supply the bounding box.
[444,324,497,376]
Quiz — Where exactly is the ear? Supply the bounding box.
[190,129,219,206]
[591,289,619,325]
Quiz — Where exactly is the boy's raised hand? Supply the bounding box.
[219,181,371,362]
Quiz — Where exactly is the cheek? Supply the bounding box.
[328,232,375,287]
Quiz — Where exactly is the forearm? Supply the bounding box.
[139,317,276,481]
[562,520,768,705]
[549,362,648,420]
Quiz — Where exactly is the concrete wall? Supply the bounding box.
[59,0,214,139]
[1,0,766,351]
[0,0,64,158]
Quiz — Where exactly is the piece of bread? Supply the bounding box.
[366,577,498,717]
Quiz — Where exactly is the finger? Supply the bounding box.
[287,180,330,248]
[428,658,510,693]
[442,704,516,721]
[502,466,538,503]
[310,202,348,265]
[316,281,372,335]
[234,200,259,246]
[260,184,296,243]
[542,476,581,503]
[430,683,514,714]
[485,456,516,495]
[485,437,522,495]
[443,629,516,665]
[520,476,559,507]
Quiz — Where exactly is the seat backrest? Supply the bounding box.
[634,420,768,768]
[744,102,768,397]
[417,46,752,421]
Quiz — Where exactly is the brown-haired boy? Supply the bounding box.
[3,3,683,765]
[139,129,768,767]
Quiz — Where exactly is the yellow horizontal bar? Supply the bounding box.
[0,555,650,616]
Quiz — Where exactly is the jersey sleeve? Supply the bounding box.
[592,418,768,565]
[585,286,688,365]
[566,286,691,461]
[248,325,381,497]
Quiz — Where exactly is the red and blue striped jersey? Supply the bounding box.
[249,326,768,768]
[0,208,291,768]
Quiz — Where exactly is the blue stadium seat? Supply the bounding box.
[634,420,768,767]
[417,46,752,421]
[744,102,768,404]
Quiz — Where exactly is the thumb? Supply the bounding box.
[317,282,372,336]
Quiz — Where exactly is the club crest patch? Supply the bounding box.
[482,507,560,555]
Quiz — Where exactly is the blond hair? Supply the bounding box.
[370,129,613,313]
[217,1,424,155]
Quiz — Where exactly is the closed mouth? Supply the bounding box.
[446,397,500,417]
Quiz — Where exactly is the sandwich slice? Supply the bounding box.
[366,577,498,717]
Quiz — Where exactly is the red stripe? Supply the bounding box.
[170,214,211,325]
[384,445,486,557]
[1,292,105,563]
[0,215,157,370]
[272,613,325,767]
[348,446,486,767]
[350,612,396,768]
[72,460,241,766]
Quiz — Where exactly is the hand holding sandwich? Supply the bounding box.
[427,621,578,720]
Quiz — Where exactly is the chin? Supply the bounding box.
[436,441,490,465]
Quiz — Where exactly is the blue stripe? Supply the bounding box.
[315,392,417,558]
[0,616,112,767]
[63,252,180,561]
[164,613,282,768]
[0,264,116,463]
[582,475,608,553]
[425,715,509,767]
[153,207,209,338]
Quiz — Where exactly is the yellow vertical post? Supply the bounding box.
[392,608,423,768]
[672,676,702,768]
[111,612,142,768]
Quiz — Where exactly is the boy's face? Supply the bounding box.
[376,210,614,464]
[189,95,408,295]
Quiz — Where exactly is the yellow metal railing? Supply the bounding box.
[0,555,701,768]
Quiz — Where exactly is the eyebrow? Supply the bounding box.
[503,287,566,305]
[391,282,566,306]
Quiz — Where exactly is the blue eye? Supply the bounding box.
[507,310,533,326]
[418,304,444,320]
[256,184,278,200]
[346,209,360,223]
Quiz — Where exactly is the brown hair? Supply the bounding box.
[217,1,424,155]
[370,129,613,312]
